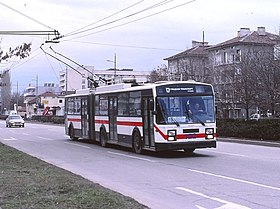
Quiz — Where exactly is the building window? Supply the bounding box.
[214,54,222,65]
[236,49,241,62]
[223,52,228,64]
[274,45,280,60]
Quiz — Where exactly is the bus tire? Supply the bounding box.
[100,129,107,147]
[69,125,78,141]
[133,131,142,154]
[183,148,195,153]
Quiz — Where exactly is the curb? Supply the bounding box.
[218,137,280,148]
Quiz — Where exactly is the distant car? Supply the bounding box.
[249,113,260,120]
[6,115,25,127]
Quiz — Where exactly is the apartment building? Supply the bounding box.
[165,27,280,118]
[164,40,211,83]
[59,66,151,92]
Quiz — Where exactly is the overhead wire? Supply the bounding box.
[63,40,182,52]
[0,2,55,30]
[42,52,60,83]
[63,0,196,41]
[65,0,145,37]
[63,0,176,39]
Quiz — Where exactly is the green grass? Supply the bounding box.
[0,143,148,209]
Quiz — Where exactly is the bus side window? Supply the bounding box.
[118,93,128,116]
[74,98,81,114]
[99,96,108,115]
[95,95,100,115]
[129,91,141,116]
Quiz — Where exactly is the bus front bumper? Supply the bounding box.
[155,140,216,152]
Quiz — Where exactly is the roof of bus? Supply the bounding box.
[65,81,213,97]
[94,80,212,94]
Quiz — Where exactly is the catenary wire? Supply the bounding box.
[65,0,145,37]
[0,2,55,30]
[62,40,182,52]
[64,0,175,38]
[64,0,196,41]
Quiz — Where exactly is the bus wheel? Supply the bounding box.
[133,131,142,154]
[183,148,195,153]
[69,125,77,141]
[100,129,107,147]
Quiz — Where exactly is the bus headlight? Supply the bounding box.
[167,130,177,141]
[205,128,214,139]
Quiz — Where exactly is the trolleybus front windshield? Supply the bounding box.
[156,95,215,125]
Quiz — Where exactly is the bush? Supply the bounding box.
[52,116,65,124]
[30,115,64,124]
[217,119,280,141]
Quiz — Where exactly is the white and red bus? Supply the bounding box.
[65,81,216,154]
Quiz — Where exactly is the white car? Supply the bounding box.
[6,115,25,127]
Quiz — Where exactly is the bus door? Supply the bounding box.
[142,97,155,148]
[81,98,88,138]
[108,96,118,142]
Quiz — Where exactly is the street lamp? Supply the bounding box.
[106,53,117,83]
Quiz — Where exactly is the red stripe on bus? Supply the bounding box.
[95,119,109,124]
[95,120,142,127]
[68,118,81,122]
[117,121,142,126]
[154,124,216,141]
[154,124,168,140]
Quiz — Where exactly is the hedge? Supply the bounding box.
[217,119,280,141]
[30,115,65,124]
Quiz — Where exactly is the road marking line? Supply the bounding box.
[2,137,17,141]
[189,169,280,191]
[108,151,157,163]
[176,187,251,209]
[199,149,248,157]
[64,142,91,149]
[38,136,55,140]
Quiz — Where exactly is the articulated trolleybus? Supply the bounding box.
[65,81,216,154]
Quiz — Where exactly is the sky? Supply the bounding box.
[0,0,279,93]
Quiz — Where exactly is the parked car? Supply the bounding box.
[249,113,261,120]
[6,115,25,127]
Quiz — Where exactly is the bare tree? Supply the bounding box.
[253,49,280,115]
[0,42,32,113]
[213,45,280,119]
[233,51,259,119]
[149,64,169,82]
[0,42,31,62]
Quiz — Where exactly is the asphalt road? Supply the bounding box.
[1,121,280,209]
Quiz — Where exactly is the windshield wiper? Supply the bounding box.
[170,117,180,127]
[192,114,205,126]
[185,102,205,126]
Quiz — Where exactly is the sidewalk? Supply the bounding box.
[218,137,280,148]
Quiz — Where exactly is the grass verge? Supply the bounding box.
[0,143,148,209]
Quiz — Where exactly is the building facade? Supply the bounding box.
[164,40,212,83]
[59,66,151,92]
[165,27,280,118]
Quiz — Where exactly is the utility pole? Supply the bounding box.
[107,53,117,84]
[35,75,38,114]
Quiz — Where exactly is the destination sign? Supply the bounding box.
[156,84,213,96]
